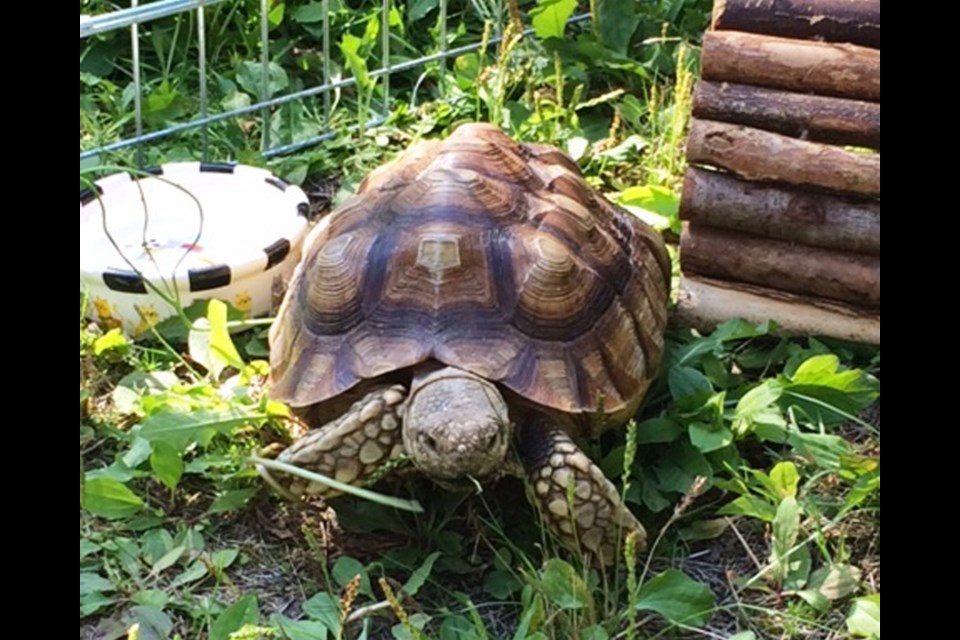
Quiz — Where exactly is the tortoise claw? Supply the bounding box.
[261,385,408,499]
[521,422,647,566]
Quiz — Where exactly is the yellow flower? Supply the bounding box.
[133,304,161,337]
[234,291,253,316]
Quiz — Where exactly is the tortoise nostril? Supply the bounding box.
[486,431,499,449]
[424,435,438,451]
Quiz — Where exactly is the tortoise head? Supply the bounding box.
[403,366,513,483]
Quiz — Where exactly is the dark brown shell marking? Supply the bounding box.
[270,123,670,422]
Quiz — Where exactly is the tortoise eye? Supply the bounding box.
[424,435,438,451]
[486,432,499,449]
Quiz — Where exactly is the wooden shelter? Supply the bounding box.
[676,0,880,344]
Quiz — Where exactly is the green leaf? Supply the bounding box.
[209,299,245,368]
[634,417,683,444]
[539,558,592,610]
[211,595,259,640]
[404,551,441,596]
[652,442,712,494]
[271,615,330,640]
[782,354,879,423]
[530,0,577,40]
[267,1,285,27]
[618,185,679,233]
[796,564,860,612]
[688,422,733,453]
[139,408,258,451]
[843,468,880,514]
[733,380,783,434]
[678,518,730,542]
[788,432,852,470]
[80,591,116,617]
[291,2,325,23]
[302,591,342,634]
[82,477,144,519]
[513,587,545,640]
[93,328,129,356]
[769,461,800,499]
[189,299,245,379]
[150,441,184,491]
[150,545,187,575]
[392,613,431,640]
[484,569,522,599]
[341,33,373,92]
[409,0,439,22]
[728,633,757,640]
[770,497,803,586]
[799,564,861,603]
[635,569,715,627]
[133,605,175,640]
[80,539,101,560]
[236,61,289,98]
[122,436,153,468]
[718,495,777,522]
[208,487,259,514]
[668,366,713,409]
[211,548,240,571]
[846,594,880,638]
[333,556,372,597]
[80,572,115,595]
[595,0,639,54]
[439,614,479,640]
[407,0,440,22]
[579,625,609,640]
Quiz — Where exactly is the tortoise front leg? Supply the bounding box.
[259,385,407,499]
[519,420,647,566]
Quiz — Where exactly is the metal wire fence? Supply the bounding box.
[80,0,591,163]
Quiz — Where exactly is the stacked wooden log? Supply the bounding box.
[677,0,880,344]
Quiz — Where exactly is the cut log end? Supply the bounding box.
[676,275,880,345]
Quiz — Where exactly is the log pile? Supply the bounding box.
[677,0,880,344]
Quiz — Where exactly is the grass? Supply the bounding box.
[80,2,880,639]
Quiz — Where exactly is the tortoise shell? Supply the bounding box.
[270,124,670,428]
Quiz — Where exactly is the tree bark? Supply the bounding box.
[686,119,880,198]
[680,222,880,307]
[702,30,880,101]
[712,0,881,49]
[692,81,880,149]
[677,275,880,344]
[680,167,880,254]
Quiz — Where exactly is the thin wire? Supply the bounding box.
[322,0,331,124]
[196,1,208,160]
[439,0,448,89]
[131,0,143,168]
[80,0,227,39]
[259,0,270,152]
[79,12,593,161]
[381,0,390,116]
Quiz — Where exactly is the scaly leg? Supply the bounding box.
[520,420,647,566]
[259,385,407,499]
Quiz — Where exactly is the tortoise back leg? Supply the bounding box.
[519,419,647,566]
[259,385,407,500]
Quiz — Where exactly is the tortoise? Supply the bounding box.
[261,123,670,564]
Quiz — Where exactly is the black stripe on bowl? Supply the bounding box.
[141,166,164,176]
[297,202,310,218]
[264,239,291,269]
[188,265,231,291]
[103,270,148,294]
[80,185,104,206]
[199,162,235,174]
[265,176,288,192]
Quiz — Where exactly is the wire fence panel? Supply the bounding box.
[80,0,591,163]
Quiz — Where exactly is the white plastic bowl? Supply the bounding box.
[80,162,309,336]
